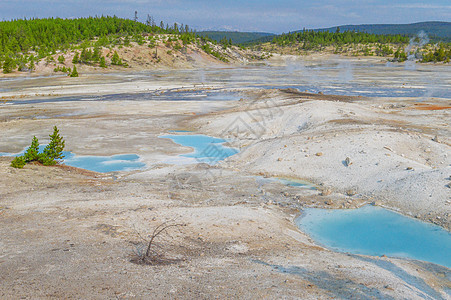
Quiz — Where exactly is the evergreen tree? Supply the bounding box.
[72,52,79,64]
[41,126,65,165]
[2,55,15,73]
[28,59,35,71]
[11,156,26,168]
[111,51,122,65]
[58,55,65,64]
[92,47,101,62]
[23,136,40,162]
[99,56,107,68]
[69,65,79,77]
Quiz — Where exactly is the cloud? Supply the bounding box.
[389,3,451,9]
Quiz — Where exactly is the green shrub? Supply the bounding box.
[11,156,26,168]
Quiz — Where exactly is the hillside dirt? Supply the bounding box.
[0,34,268,79]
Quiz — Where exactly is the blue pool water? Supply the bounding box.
[160,134,238,164]
[63,152,145,173]
[277,178,317,190]
[255,176,317,190]
[296,205,451,268]
[0,146,145,173]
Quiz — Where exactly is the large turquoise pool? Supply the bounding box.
[296,205,451,268]
[160,134,238,164]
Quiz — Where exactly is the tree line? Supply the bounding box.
[272,29,410,49]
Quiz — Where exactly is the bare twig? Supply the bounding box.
[131,219,186,265]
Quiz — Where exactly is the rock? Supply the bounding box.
[315,152,323,157]
[432,135,440,142]
[406,167,413,170]
[320,189,332,196]
[277,158,282,161]
[344,157,352,167]
[345,189,356,196]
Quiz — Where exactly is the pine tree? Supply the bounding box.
[69,65,79,77]
[2,55,15,73]
[92,47,101,62]
[23,136,40,162]
[11,156,26,168]
[111,51,122,65]
[99,56,107,68]
[58,55,65,64]
[72,52,79,64]
[28,59,35,71]
[40,126,65,165]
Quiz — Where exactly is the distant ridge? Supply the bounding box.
[198,22,451,45]
[312,21,451,41]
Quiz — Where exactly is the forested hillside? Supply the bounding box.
[252,28,450,62]
[0,16,199,74]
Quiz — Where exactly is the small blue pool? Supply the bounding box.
[62,152,145,173]
[160,134,238,164]
[255,176,317,190]
[296,205,451,268]
[0,146,145,173]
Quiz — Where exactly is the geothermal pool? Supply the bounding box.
[160,134,238,164]
[62,152,145,173]
[111,59,451,99]
[296,205,451,268]
[3,58,450,107]
[5,89,243,105]
[255,176,317,190]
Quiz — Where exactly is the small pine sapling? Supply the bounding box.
[40,126,65,165]
[23,136,40,162]
[99,56,107,68]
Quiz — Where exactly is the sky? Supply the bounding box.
[1,0,450,33]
